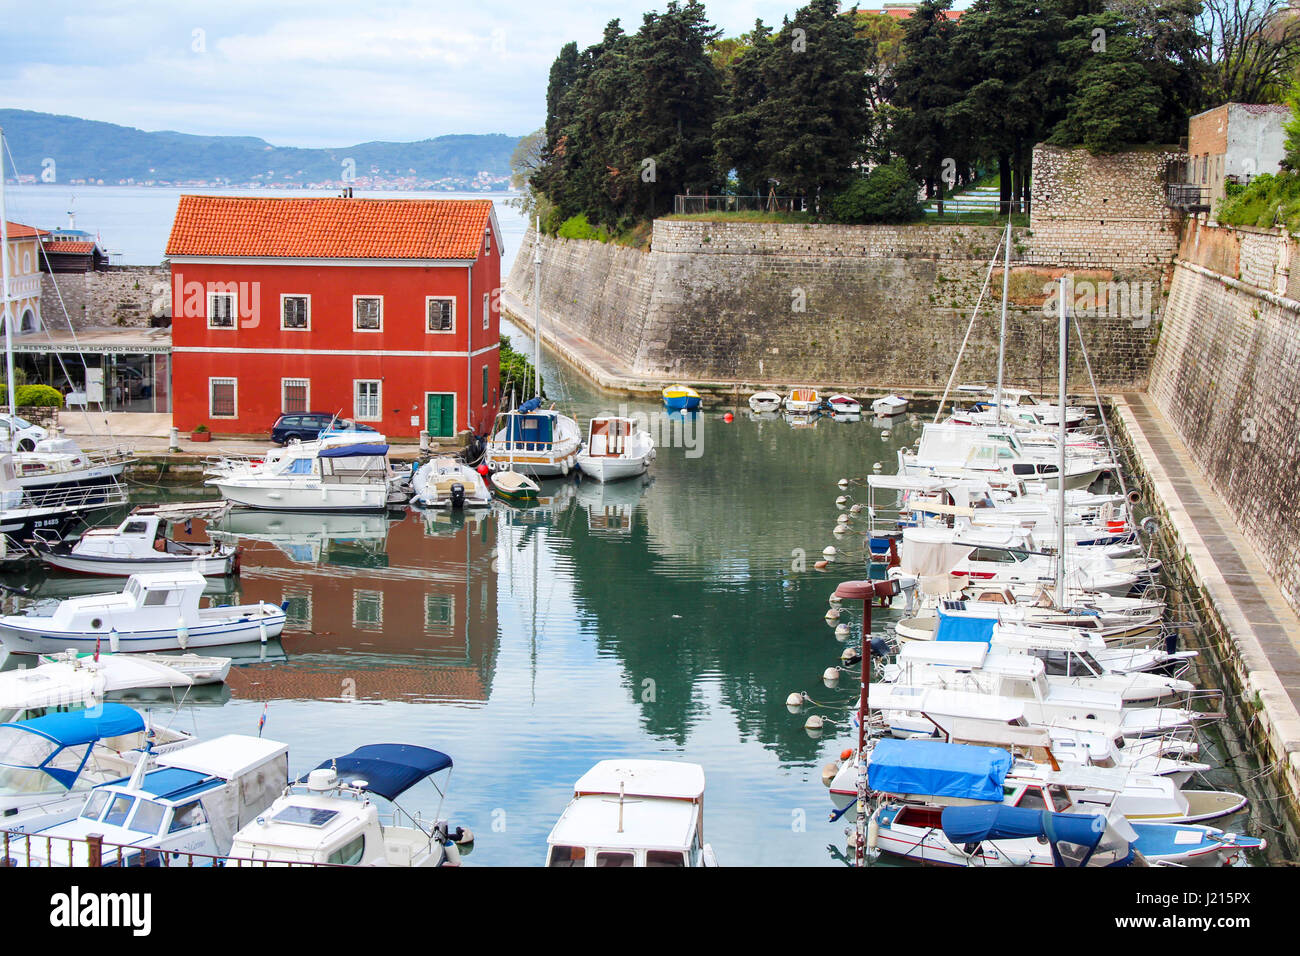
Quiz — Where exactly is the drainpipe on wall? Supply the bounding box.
[467,264,473,437]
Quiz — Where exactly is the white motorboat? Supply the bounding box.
[545,760,719,867]
[484,400,584,478]
[411,458,492,509]
[7,733,288,866]
[0,454,130,561]
[872,394,910,417]
[228,744,472,866]
[10,438,132,502]
[31,512,238,576]
[784,387,821,413]
[0,703,195,836]
[748,391,782,413]
[576,416,655,483]
[825,394,862,415]
[964,387,1091,429]
[207,441,402,512]
[1,650,229,723]
[0,571,286,655]
[900,423,1115,490]
[209,510,392,565]
[203,429,388,479]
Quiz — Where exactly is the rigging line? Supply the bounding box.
[933,233,1005,424]
[1,137,126,448]
[1069,311,1131,508]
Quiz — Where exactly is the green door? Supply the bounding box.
[427,393,455,438]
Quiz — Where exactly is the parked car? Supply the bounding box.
[270,413,380,445]
[0,413,49,451]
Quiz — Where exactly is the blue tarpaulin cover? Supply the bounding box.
[302,744,453,801]
[934,610,996,644]
[867,739,1011,802]
[4,703,145,748]
[318,443,389,458]
[507,414,553,444]
[518,398,542,413]
[941,804,1107,865]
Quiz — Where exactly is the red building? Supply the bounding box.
[165,195,503,440]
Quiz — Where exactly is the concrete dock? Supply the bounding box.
[1116,393,1300,831]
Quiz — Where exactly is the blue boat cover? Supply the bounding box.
[506,414,553,444]
[303,744,452,801]
[518,398,542,413]
[934,610,996,644]
[867,739,1011,802]
[941,804,1108,865]
[318,443,389,458]
[5,703,145,748]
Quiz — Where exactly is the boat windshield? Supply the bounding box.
[80,789,111,819]
[127,799,168,836]
[547,844,586,867]
[0,727,58,767]
[0,764,60,796]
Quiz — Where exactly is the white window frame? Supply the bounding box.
[424,593,455,635]
[280,293,311,331]
[207,290,237,330]
[352,589,383,631]
[281,377,310,414]
[282,587,312,629]
[354,379,382,422]
[353,295,383,333]
[482,292,490,331]
[426,296,456,335]
[209,377,237,418]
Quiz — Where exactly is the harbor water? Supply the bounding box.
[0,327,1279,865]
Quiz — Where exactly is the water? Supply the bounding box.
[3,185,529,273]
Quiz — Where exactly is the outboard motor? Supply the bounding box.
[450,482,465,510]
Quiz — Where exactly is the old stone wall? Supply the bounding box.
[1150,227,1300,613]
[40,266,170,330]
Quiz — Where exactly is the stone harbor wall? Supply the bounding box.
[1149,219,1300,614]
[39,266,170,330]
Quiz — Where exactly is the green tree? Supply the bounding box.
[830,159,924,223]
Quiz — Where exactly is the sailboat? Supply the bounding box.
[485,219,581,482]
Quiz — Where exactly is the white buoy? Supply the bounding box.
[822,546,837,557]
[835,495,849,507]
[873,462,882,472]
[828,594,843,607]
[835,623,851,641]
[837,478,849,489]
[850,503,865,514]
[821,762,840,787]
[833,526,848,538]
[823,666,840,683]
[176,616,188,651]
[786,692,803,708]
[804,714,824,731]
[841,646,861,664]
[109,628,120,654]
[825,607,841,622]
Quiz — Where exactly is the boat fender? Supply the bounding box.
[177,617,189,651]
[821,762,840,787]
[1126,489,1141,505]
[442,842,461,867]
[109,628,120,654]
[453,826,474,845]
[562,460,570,476]
[867,815,879,851]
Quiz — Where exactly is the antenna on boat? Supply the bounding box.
[617,780,625,833]
[533,216,541,401]
[993,220,1012,426]
[1055,275,1068,606]
[0,127,16,452]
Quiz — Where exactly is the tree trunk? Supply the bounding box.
[999,153,1012,217]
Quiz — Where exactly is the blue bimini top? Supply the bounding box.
[934,609,996,644]
[867,738,1012,803]
[4,703,145,749]
[301,744,453,801]
[318,443,389,458]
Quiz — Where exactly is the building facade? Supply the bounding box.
[3,220,47,335]
[1188,103,1290,214]
[166,195,502,439]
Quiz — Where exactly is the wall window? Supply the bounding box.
[482,292,490,331]
[424,594,454,636]
[281,295,310,330]
[427,297,454,334]
[282,588,312,629]
[354,296,382,332]
[354,380,381,421]
[484,230,491,255]
[482,364,489,406]
[209,378,237,418]
[282,378,309,413]
[208,290,236,329]
[353,590,383,631]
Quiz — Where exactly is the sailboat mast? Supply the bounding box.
[532,216,541,400]
[994,221,1011,424]
[1056,275,1068,601]
[0,127,17,445]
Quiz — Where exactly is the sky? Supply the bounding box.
[0,0,853,147]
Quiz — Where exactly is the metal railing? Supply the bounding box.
[673,194,808,215]
[1166,183,1210,212]
[0,827,340,868]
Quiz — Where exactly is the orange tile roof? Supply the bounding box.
[165,195,494,260]
[4,221,49,239]
[42,240,98,254]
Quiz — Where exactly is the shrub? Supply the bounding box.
[829,160,924,224]
[0,384,64,407]
[556,214,611,242]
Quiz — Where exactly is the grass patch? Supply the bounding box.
[1217,173,1300,232]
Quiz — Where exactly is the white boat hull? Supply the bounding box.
[38,550,236,577]
[210,479,391,512]
[576,452,653,483]
[0,611,285,655]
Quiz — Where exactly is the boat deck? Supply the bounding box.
[1116,393,1300,804]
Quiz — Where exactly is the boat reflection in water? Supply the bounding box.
[575,474,652,537]
[187,509,500,705]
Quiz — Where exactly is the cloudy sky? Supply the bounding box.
[0,0,836,146]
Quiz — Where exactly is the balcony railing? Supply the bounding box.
[673,195,808,215]
[1166,183,1210,213]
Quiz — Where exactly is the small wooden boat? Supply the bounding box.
[662,385,701,411]
[872,394,909,416]
[748,391,782,413]
[491,469,540,503]
[32,513,238,577]
[576,417,656,483]
[826,394,861,414]
[784,387,820,413]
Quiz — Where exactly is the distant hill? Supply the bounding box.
[0,109,519,189]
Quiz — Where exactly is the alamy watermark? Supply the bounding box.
[1042,273,1158,328]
